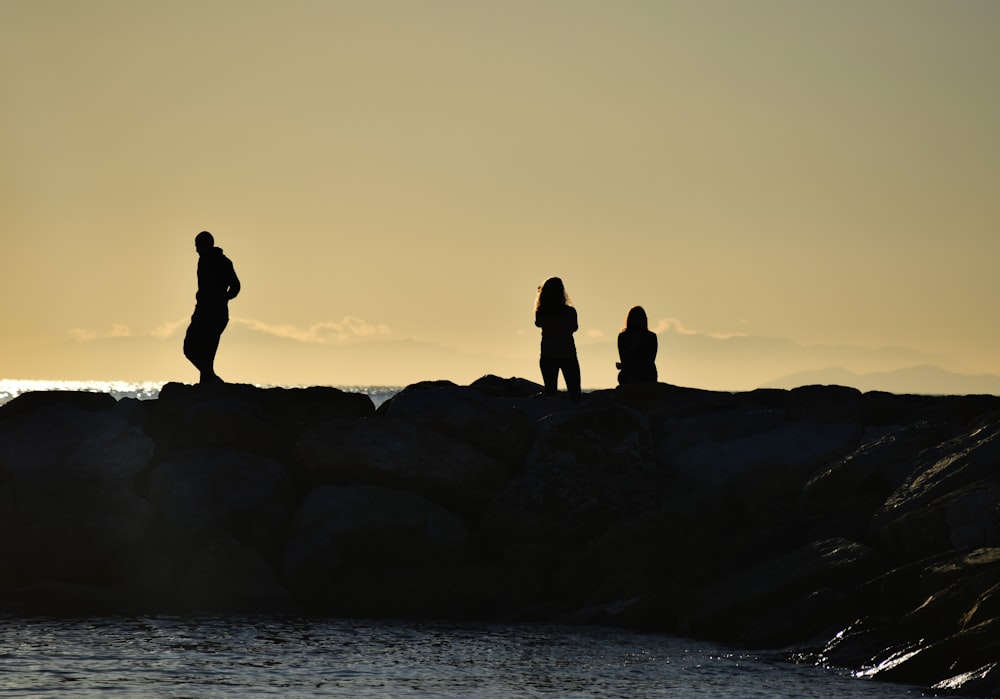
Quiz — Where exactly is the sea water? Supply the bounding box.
[0,616,926,698]
[0,381,927,697]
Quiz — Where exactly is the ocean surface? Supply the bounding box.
[0,616,927,699]
[0,380,928,697]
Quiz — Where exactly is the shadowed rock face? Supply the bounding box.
[2,378,1000,696]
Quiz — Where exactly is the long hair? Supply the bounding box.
[535,277,571,313]
[622,306,648,333]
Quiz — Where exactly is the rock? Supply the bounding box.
[0,404,155,585]
[286,483,467,565]
[294,417,509,513]
[933,663,1000,698]
[317,560,545,619]
[787,384,864,423]
[668,422,863,552]
[670,422,863,495]
[654,404,787,458]
[147,447,294,558]
[800,422,950,541]
[610,382,734,418]
[685,538,888,647]
[552,511,688,624]
[855,548,978,620]
[872,422,1000,560]
[386,380,534,466]
[861,617,1000,688]
[0,390,116,419]
[280,484,467,606]
[469,374,544,398]
[176,536,291,613]
[5,378,1000,698]
[149,382,375,457]
[484,401,662,555]
[170,393,286,455]
[255,384,376,428]
[822,547,1000,693]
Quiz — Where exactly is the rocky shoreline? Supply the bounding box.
[2,378,999,695]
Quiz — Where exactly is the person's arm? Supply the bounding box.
[227,262,241,300]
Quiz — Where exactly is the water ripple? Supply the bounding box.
[0,616,929,698]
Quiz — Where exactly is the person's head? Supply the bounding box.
[624,306,648,333]
[536,277,570,311]
[195,230,214,254]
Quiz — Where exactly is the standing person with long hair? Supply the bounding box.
[534,277,581,400]
[616,306,658,385]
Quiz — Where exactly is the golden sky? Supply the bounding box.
[2,1,999,390]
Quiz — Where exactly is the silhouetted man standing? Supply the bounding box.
[183,230,240,384]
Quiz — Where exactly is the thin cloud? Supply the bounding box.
[69,324,133,341]
[151,319,187,339]
[653,318,698,335]
[234,317,391,344]
[69,317,392,345]
[708,330,748,340]
[71,320,184,341]
[653,317,746,340]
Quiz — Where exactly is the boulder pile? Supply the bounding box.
[2,378,999,696]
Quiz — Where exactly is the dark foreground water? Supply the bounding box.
[0,617,927,698]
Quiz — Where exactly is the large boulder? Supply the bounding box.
[146,447,294,558]
[0,390,116,419]
[280,484,468,606]
[550,510,692,625]
[149,382,375,457]
[800,422,951,542]
[685,538,888,647]
[858,617,1000,689]
[654,404,787,458]
[820,547,1000,695]
[0,403,154,585]
[293,417,509,513]
[149,383,287,455]
[786,384,864,423]
[175,536,291,613]
[668,422,864,528]
[386,380,534,466]
[469,374,545,398]
[484,401,663,557]
[871,422,1000,561]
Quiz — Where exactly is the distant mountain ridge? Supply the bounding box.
[6,322,999,396]
[576,329,989,394]
[761,364,1000,396]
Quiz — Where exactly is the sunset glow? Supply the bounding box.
[2,1,998,392]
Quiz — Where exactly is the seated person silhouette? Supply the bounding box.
[183,231,240,385]
[616,306,657,385]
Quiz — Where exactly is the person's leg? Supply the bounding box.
[184,309,228,384]
[562,356,582,401]
[200,314,228,383]
[540,356,560,396]
[183,315,207,377]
